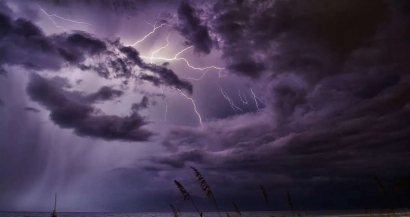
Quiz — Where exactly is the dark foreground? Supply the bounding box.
[0,211,408,217]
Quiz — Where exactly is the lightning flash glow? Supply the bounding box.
[37,6,259,127]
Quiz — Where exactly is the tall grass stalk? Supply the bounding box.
[394,176,408,217]
[287,191,295,217]
[259,185,273,216]
[233,202,242,217]
[374,176,397,217]
[174,180,203,217]
[190,166,222,217]
[169,203,179,217]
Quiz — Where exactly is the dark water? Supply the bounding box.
[0,211,407,217]
[0,211,410,217]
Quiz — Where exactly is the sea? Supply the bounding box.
[0,211,408,217]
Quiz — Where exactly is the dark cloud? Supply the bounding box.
[87,86,124,102]
[131,96,149,112]
[0,66,7,77]
[204,0,391,78]
[0,14,108,71]
[119,46,193,93]
[227,60,265,78]
[0,12,12,37]
[27,73,152,142]
[151,149,208,169]
[66,32,107,55]
[142,63,193,94]
[154,82,410,208]
[144,0,410,210]
[176,1,213,54]
[139,74,161,86]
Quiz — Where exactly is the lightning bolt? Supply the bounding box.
[146,33,225,80]
[36,5,212,126]
[127,10,175,47]
[185,69,209,81]
[237,89,248,105]
[141,47,225,71]
[36,7,226,126]
[250,88,265,111]
[133,14,226,77]
[143,18,156,27]
[218,69,228,78]
[179,90,203,125]
[217,84,243,113]
[141,46,226,80]
[36,4,92,33]
[150,32,171,63]
[141,46,190,61]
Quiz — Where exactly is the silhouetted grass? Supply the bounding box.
[259,185,274,216]
[374,176,392,216]
[395,176,409,217]
[233,202,242,217]
[170,169,408,217]
[169,203,179,217]
[287,191,295,217]
[190,166,221,217]
[174,180,203,217]
[374,176,387,196]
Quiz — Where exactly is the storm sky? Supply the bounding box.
[1,0,410,213]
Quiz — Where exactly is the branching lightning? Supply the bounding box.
[127,10,226,77]
[185,69,209,81]
[140,32,226,79]
[37,4,68,32]
[135,12,227,124]
[128,9,226,79]
[250,88,265,111]
[127,10,176,47]
[217,84,243,113]
[36,4,92,33]
[237,89,248,105]
[39,6,234,126]
[150,32,171,63]
[141,46,225,71]
[218,69,228,78]
[179,90,203,125]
